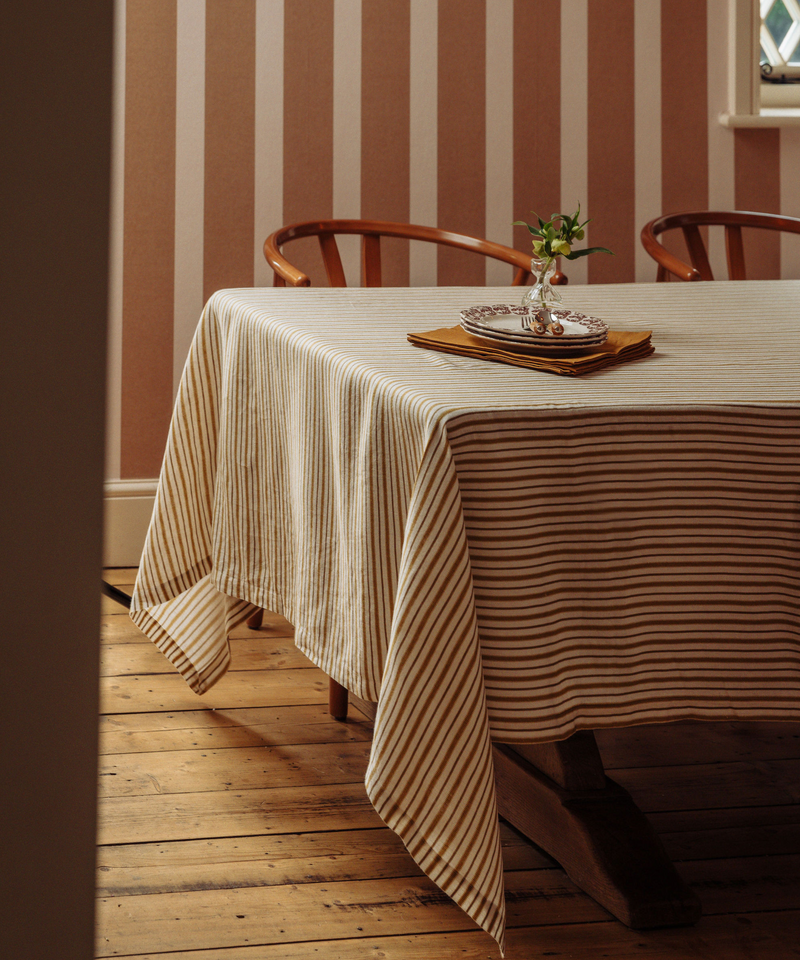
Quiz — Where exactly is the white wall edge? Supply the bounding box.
[103,478,158,567]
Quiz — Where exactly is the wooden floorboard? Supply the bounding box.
[97,824,550,900]
[98,704,374,755]
[96,569,800,959]
[100,635,313,676]
[98,740,373,797]
[93,911,800,960]
[100,668,327,714]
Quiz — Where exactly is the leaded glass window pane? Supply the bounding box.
[766,0,793,46]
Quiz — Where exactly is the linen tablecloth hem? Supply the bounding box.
[487,701,800,746]
[365,788,507,955]
[129,608,231,695]
[130,575,258,695]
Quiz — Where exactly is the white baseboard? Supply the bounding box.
[103,479,158,567]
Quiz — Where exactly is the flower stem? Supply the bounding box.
[537,257,552,289]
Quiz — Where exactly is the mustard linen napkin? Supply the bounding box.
[408,326,654,377]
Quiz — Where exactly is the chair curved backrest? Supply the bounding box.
[264,218,568,288]
[641,210,800,281]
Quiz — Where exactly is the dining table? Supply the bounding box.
[130,280,800,955]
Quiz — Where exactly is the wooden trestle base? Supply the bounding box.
[331,678,701,931]
[492,743,701,928]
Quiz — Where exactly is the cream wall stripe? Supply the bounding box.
[780,128,800,277]
[561,0,588,285]
[634,0,662,282]
[173,0,206,394]
[255,0,284,286]
[409,0,438,285]
[333,0,362,284]
[484,0,514,285]
[106,0,126,481]
[707,0,736,277]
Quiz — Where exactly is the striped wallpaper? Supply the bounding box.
[107,0,800,479]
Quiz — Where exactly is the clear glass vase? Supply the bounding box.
[521,257,563,321]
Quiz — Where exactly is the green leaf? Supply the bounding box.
[562,206,580,227]
[564,246,614,260]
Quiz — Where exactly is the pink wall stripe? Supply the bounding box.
[437,0,486,285]
[362,0,411,286]
[121,0,177,478]
[203,0,256,302]
[661,0,709,267]
[661,0,708,217]
[283,0,335,285]
[174,0,206,394]
[513,0,560,261]
[735,128,781,280]
[633,0,662,282]
[587,0,636,283]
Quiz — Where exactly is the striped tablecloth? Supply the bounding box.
[131,282,800,953]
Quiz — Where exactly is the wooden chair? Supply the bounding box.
[640,210,800,281]
[257,218,566,719]
[263,218,569,287]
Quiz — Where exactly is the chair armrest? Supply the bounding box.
[263,233,311,286]
[640,226,701,282]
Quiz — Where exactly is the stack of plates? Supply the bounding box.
[460,304,608,354]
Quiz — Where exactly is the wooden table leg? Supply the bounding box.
[493,737,701,929]
[329,678,349,720]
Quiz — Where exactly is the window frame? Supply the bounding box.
[720,0,800,125]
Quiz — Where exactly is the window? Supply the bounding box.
[721,0,800,124]
[760,0,800,105]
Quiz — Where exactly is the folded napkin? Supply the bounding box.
[407,326,654,377]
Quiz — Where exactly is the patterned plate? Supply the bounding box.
[461,317,606,347]
[460,304,608,349]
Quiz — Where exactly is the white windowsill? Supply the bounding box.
[719,109,800,126]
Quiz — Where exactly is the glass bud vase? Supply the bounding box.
[521,256,563,319]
